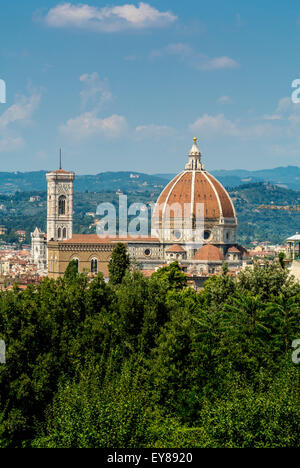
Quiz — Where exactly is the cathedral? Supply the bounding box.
[31,138,249,283]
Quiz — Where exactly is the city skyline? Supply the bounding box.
[1,1,300,174]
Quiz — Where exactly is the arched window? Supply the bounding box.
[58,227,61,239]
[58,195,66,215]
[91,258,98,274]
[62,227,67,239]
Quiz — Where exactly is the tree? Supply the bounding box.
[265,293,300,353]
[150,262,187,291]
[0,260,299,448]
[278,252,285,269]
[108,243,130,285]
[64,260,79,283]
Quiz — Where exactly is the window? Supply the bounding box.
[91,259,98,274]
[62,227,67,239]
[58,228,61,239]
[144,249,151,257]
[204,230,211,240]
[173,230,182,240]
[58,195,66,215]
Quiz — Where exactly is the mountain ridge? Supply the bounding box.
[1,165,300,193]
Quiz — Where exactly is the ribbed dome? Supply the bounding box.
[194,244,225,261]
[153,169,236,221]
[153,137,236,222]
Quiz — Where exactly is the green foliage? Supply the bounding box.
[2,182,300,245]
[33,361,152,448]
[64,259,79,283]
[151,262,187,291]
[108,243,130,285]
[278,251,285,269]
[0,262,299,448]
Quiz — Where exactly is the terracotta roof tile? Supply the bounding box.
[153,169,236,222]
[227,246,241,253]
[53,169,70,174]
[194,245,225,261]
[166,244,186,253]
[59,234,160,244]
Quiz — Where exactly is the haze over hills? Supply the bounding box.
[0,171,166,194]
[1,166,300,194]
[154,166,300,191]
[1,181,300,246]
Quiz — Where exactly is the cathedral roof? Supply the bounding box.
[153,138,236,222]
[194,244,225,261]
[227,246,241,253]
[60,234,160,244]
[166,244,186,253]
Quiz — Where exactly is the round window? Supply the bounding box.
[204,230,211,240]
[173,230,182,240]
[144,249,151,256]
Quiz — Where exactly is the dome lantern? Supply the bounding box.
[185,137,204,170]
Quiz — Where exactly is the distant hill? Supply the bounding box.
[0,171,166,194]
[212,166,300,191]
[1,166,300,194]
[0,181,300,246]
[155,166,300,191]
[229,182,300,245]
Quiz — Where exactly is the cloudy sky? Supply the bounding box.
[1,0,300,174]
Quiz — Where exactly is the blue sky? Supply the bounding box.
[1,0,300,174]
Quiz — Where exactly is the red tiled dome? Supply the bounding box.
[194,245,225,261]
[227,246,241,253]
[153,170,236,221]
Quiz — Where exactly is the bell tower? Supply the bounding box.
[46,154,75,242]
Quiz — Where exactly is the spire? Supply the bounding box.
[185,137,204,170]
[59,148,62,170]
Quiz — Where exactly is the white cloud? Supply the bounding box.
[60,111,127,140]
[124,55,138,61]
[79,72,112,109]
[0,136,24,152]
[276,96,292,113]
[150,42,194,59]
[263,114,281,121]
[0,92,41,153]
[189,114,238,136]
[189,113,280,139]
[0,93,41,129]
[60,74,127,141]
[44,2,177,32]
[151,43,239,71]
[217,95,232,104]
[274,96,300,127]
[135,124,174,140]
[199,56,239,71]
